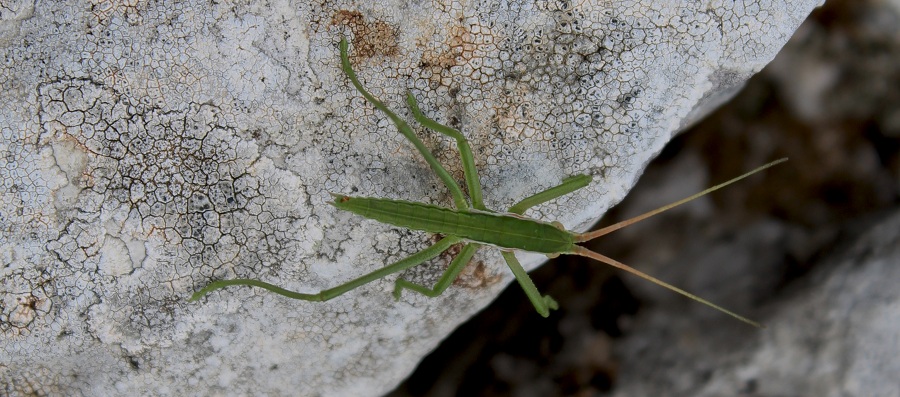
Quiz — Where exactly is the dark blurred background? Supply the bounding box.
[389,0,900,395]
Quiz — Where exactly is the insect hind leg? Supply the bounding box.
[190,236,462,303]
[339,37,470,210]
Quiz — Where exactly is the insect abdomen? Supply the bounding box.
[331,196,574,254]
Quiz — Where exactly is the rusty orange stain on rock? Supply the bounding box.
[331,10,399,58]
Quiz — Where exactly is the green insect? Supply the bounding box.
[191,37,786,327]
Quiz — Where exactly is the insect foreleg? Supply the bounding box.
[190,236,462,302]
[508,174,593,215]
[393,243,480,299]
[501,251,559,317]
[340,37,469,209]
[481,174,594,317]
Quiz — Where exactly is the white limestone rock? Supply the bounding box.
[1,1,821,395]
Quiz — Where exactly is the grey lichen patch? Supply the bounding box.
[97,235,133,277]
[32,76,324,351]
[1,1,821,396]
[48,135,89,209]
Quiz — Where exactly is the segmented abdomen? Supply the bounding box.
[331,196,574,254]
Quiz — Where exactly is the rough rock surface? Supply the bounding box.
[388,0,900,394]
[609,1,900,395]
[1,1,821,395]
[611,209,900,397]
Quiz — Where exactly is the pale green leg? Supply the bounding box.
[501,174,594,317]
[384,105,486,300]
[406,94,486,210]
[500,251,558,317]
[405,93,590,315]
[390,75,490,298]
[507,174,592,215]
[340,38,469,210]
[392,243,479,299]
[341,36,592,315]
[190,236,461,302]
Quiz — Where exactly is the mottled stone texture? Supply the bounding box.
[389,0,900,394]
[1,1,820,395]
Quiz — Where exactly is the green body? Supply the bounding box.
[190,36,780,326]
[331,195,575,254]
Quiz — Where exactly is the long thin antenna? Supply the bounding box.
[575,158,787,243]
[571,246,763,327]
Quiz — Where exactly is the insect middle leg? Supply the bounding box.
[392,243,480,299]
[340,37,470,210]
[406,94,486,210]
